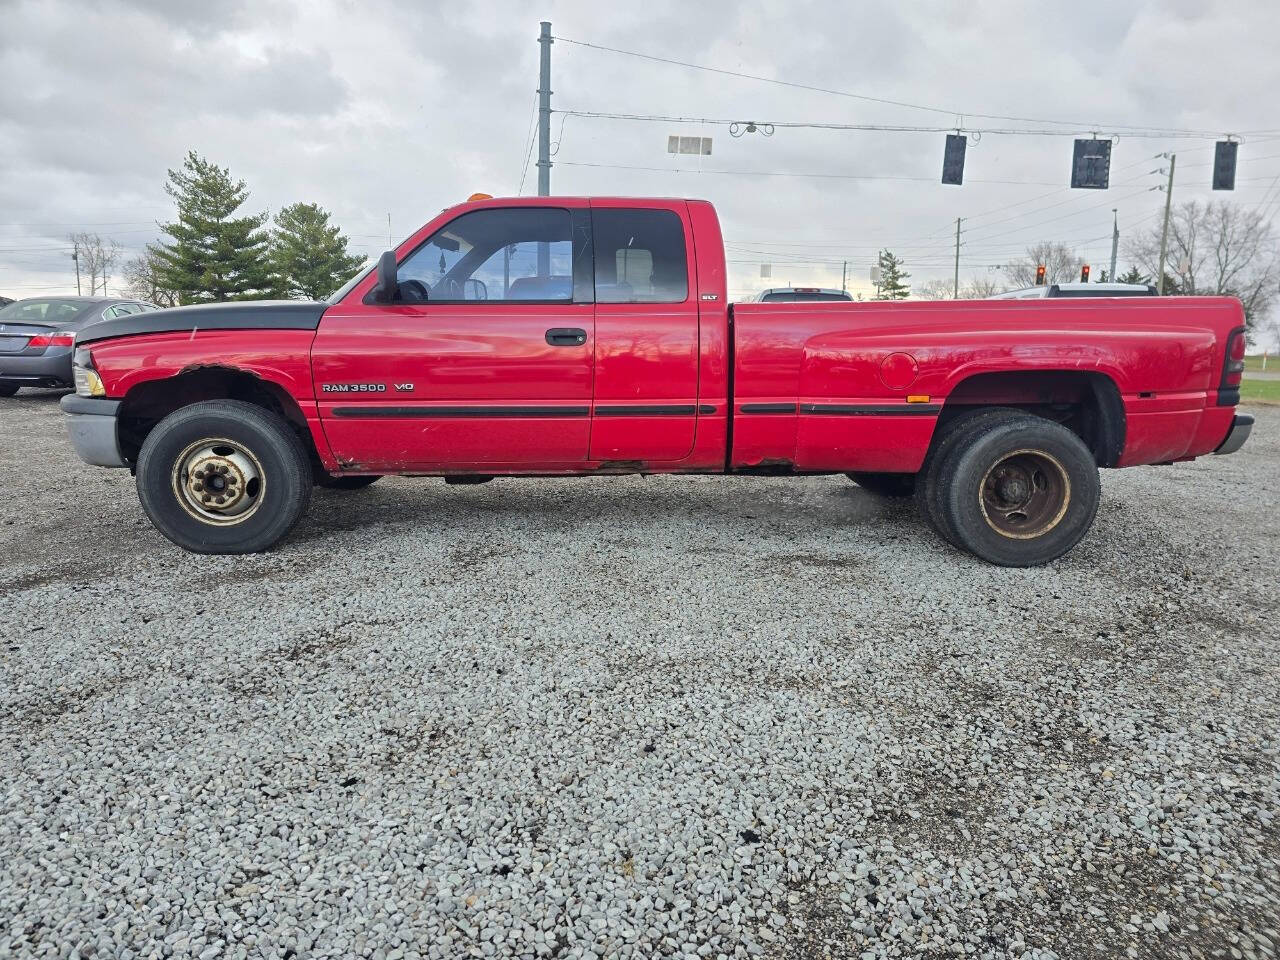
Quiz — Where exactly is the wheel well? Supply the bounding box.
[939,371,1125,467]
[117,367,318,468]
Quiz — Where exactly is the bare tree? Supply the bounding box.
[961,276,1002,298]
[914,276,1005,300]
[1125,200,1279,337]
[913,278,956,300]
[122,244,181,307]
[68,232,121,295]
[1003,242,1084,288]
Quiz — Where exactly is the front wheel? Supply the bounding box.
[135,400,313,554]
[846,471,915,497]
[936,415,1099,567]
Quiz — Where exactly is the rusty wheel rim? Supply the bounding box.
[978,448,1070,540]
[170,438,265,526]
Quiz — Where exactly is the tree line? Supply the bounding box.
[109,151,366,306]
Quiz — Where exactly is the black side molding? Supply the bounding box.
[800,403,942,416]
[75,300,329,345]
[740,403,798,414]
[332,405,590,419]
[738,402,942,416]
[594,404,696,416]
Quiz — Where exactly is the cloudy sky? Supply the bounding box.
[3,0,1279,324]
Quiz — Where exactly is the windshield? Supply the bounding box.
[0,299,86,324]
[325,262,374,305]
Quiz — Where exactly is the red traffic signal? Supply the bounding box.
[1080,264,1091,283]
[1035,264,1047,285]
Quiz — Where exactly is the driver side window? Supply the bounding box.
[397,207,573,303]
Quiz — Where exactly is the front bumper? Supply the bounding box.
[1214,413,1254,456]
[0,347,74,387]
[60,394,127,467]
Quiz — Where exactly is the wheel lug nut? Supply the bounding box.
[193,481,204,491]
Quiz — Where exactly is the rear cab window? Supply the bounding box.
[591,208,688,303]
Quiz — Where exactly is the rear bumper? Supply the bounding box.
[0,348,74,386]
[1214,413,1253,456]
[60,394,127,468]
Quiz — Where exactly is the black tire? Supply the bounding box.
[316,474,381,490]
[937,414,1100,567]
[916,408,1026,546]
[845,471,915,497]
[0,382,19,397]
[136,400,313,554]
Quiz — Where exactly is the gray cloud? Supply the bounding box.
[1,0,1278,344]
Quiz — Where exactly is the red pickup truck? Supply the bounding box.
[62,196,1252,566]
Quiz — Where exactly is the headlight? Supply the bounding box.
[73,350,105,397]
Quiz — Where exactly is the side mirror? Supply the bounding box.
[373,250,398,303]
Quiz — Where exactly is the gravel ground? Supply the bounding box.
[1,389,1278,960]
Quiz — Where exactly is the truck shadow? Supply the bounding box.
[291,476,915,546]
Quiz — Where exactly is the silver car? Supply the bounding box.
[0,297,159,396]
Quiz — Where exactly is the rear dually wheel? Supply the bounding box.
[936,414,1100,567]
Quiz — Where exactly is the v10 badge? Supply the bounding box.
[320,383,415,393]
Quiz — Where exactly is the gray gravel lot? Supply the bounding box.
[2,389,1278,960]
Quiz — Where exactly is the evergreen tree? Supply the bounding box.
[875,249,911,300]
[269,203,367,300]
[1117,266,1150,286]
[154,152,271,303]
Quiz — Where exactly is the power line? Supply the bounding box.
[557,109,1254,141]
[554,35,1276,137]
[517,91,540,195]
[962,188,1156,244]
[557,160,1060,186]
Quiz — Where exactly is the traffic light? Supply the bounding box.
[1035,264,1047,285]
[942,134,966,185]
[1071,138,1111,189]
[1080,264,1091,283]
[1213,141,1238,190]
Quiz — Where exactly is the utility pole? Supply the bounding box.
[841,260,847,293]
[1157,154,1176,294]
[387,213,392,250]
[536,20,553,277]
[537,22,553,198]
[71,245,81,296]
[952,218,963,298]
[1109,209,1119,282]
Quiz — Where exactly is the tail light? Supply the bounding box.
[1218,327,1247,404]
[27,331,77,349]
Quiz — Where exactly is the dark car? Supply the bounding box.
[750,286,854,303]
[0,297,158,396]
